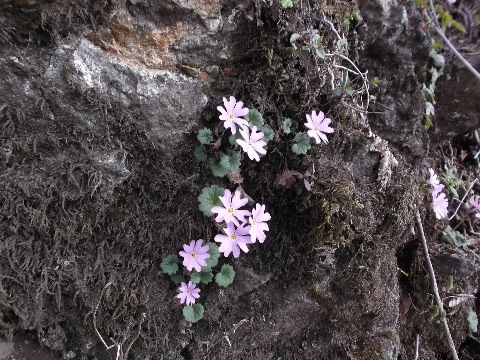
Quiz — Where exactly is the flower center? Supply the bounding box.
[252,220,257,226]
[186,289,191,294]
[230,234,237,241]
[314,126,319,131]
[190,252,196,258]
[227,207,234,214]
[229,113,234,120]
[247,141,253,147]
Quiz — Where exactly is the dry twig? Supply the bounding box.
[415,210,459,360]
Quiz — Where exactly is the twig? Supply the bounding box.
[415,210,459,360]
[93,282,121,360]
[424,11,480,81]
[449,179,477,220]
[322,18,342,41]
[414,334,420,360]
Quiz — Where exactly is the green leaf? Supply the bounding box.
[443,225,468,249]
[467,307,478,333]
[336,38,347,50]
[371,77,381,87]
[209,159,230,177]
[170,273,185,285]
[245,109,264,127]
[430,49,445,68]
[424,114,432,130]
[290,33,301,43]
[198,185,225,216]
[229,131,243,146]
[281,118,292,134]
[451,19,466,33]
[205,242,220,269]
[191,270,213,284]
[446,275,454,291]
[183,304,204,323]
[430,305,440,320]
[291,132,311,155]
[315,47,326,59]
[281,0,293,9]
[215,264,236,287]
[197,128,213,145]
[220,151,241,172]
[431,42,443,49]
[161,255,179,275]
[260,124,274,142]
[194,145,207,162]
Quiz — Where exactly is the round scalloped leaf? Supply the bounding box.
[220,151,241,172]
[229,132,243,146]
[194,145,207,162]
[260,124,274,142]
[183,304,204,323]
[215,264,236,287]
[245,109,264,127]
[204,242,220,269]
[160,255,179,275]
[198,185,225,216]
[191,270,213,284]
[209,159,230,178]
[281,118,292,134]
[292,132,311,155]
[197,128,213,145]
[170,273,185,285]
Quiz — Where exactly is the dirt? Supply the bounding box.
[0,0,479,359]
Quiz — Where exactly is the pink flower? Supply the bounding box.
[211,189,251,226]
[428,168,444,194]
[236,126,267,161]
[177,281,200,305]
[248,203,271,243]
[217,96,249,134]
[305,110,334,144]
[214,222,252,258]
[447,0,456,4]
[432,190,449,219]
[179,239,210,272]
[471,196,480,218]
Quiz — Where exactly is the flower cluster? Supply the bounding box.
[428,168,449,219]
[217,96,267,162]
[212,189,270,258]
[177,239,210,305]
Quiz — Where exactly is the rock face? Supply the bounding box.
[358,0,431,158]
[0,1,477,360]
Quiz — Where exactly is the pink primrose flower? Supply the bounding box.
[211,189,251,226]
[214,222,252,258]
[177,281,200,305]
[432,190,449,219]
[471,196,480,218]
[305,110,334,144]
[428,168,445,194]
[236,126,267,162]
[179,239,210,272]
[248,203,271,243]
[217,96,249,134]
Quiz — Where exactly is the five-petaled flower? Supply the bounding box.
[432,191,449,219]
[305,110,334,144]
[211,189,251,226]
[214,222,252,258]
[179,239,210,272]
[177,281,200,305]
[217,96,249,134]
[248,203,271,243]
[236,126,267,161]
